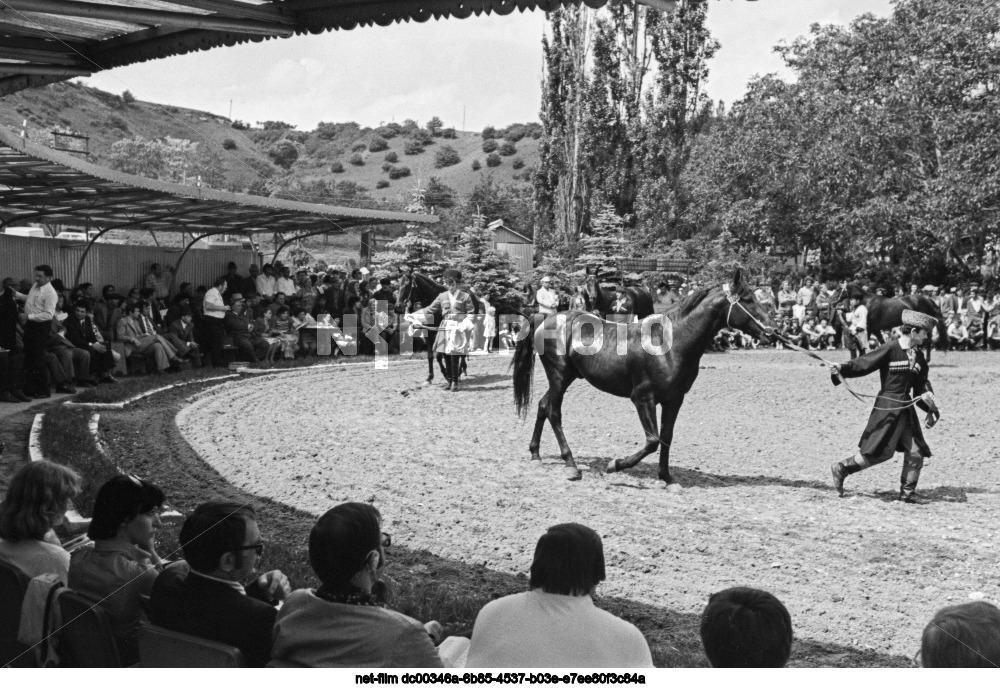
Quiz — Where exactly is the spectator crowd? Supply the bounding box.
[2,462,998,668]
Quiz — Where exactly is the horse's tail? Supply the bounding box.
[934,304,949,351]
[511,313,539,419]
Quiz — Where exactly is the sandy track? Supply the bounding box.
[177,350,1000,658]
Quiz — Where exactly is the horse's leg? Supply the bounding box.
[460,355,468,377]
[545,383,582,481]
[654,398,684,489]
[606,395,660,477]
[529,390,550,463]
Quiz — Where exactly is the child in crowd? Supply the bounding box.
[700,587,792,668]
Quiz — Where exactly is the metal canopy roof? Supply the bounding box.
[0,0,620,97]
[0,123,436,234]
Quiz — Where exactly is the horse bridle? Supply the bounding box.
[723,284,775,336]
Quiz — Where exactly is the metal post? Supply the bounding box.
[72,226,114,288]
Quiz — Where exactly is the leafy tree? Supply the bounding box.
[425,177,456,209]
[231,120,249,130]
[260,121,296,131]
[486,152,502,167]
[221,138,237,150]
[376,179,390,189]
[426,116,444,136]
[512,157,525,170]
[351,142,367,152]
[377,123,402,139]
[384,151,398,163]
[404,140,424,155]
[434,145,461,168]
[121,90,136,106]
[368,136,389,152]
[348,152,365,166]
[107,138,165,178]
[471,159,482,171]
[330,161,344,173]
[371,185,448,278]
[577,203,629,280]
[440,127,458,139]
[388,165,411,179]
[482,126,498,140]
[482,139,498,153]
[499,141,517,156]
[267,139,298,168]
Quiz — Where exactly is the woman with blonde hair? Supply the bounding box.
[0,460,82,582]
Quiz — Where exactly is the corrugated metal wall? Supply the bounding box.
[0,235,251,294]
[496,242,533,275]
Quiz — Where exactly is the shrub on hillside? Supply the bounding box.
[261,120,295,131]
[368,136,389,152]
[348,152,365,166]
[501,124,527,142]
[388,165,411,180]
[401,119,420,135]
[381,162,393,172]
[231,119,249,130]
[376,179,390,189]
[471,159,482,171]
[434,145,461,169]
[121,90,136,106]
[481,126,497,140]
[351,141,367,152]
[404,140,424,156]
[330,161,345,173]
[104,115,129,131]
[486,152,501,167]
[222,138,237,150]
[426,116,444,136]
[440,127,457,139]
[499,141,517,156]
[267,140,299,169]
[482,139,498,153]
[286,131,308,144]
[384,151,398,163]
[376,123,402,139]
[511,156,524,169]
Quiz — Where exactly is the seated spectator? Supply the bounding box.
[700,586,792,667]
[270,305,298,359]
[920,601,1000,668]
[270,502,462,668]
[64,299,118,384]
[224,294,270,363]
[816,317,837,349]
[0,461,82,582]
[801,317,823,350]
[149,502,290,668]
[987,318,1000,350]
[292,307,317,355]
[69,475,167,664]
[93,288,124,342]
[966,317,985,350]
[465,523,652,668]
[165,307,202,367]
[947,315,971,350]
[116,300,175,374]
[46,313,87,393]
[254,309,282,364]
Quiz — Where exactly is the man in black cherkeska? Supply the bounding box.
[828,310,941,503]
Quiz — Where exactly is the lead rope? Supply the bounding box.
[723,288,923,412]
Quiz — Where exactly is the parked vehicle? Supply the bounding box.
[4,226,47,238]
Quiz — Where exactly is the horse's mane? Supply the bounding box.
[675,287,714,317]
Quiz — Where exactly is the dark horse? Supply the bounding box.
[395,272,481,384]
[584,274,654,319]
[512,268,778,484]
[837,282,947,359]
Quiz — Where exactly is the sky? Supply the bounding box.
[78,0,894,132]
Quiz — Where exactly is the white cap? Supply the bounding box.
[360,267,370,275]
[540,276,551,283]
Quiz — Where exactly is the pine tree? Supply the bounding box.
[370,183,448,279]
[450,212,524,314]
[577,204,628,281]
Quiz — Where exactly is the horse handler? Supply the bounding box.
[828,310,941,503]
[407,268,474,392]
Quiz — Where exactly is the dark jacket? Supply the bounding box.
[148,565,278,668]
[64,313,100,350]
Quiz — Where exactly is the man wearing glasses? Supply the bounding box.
[148,502,291,667]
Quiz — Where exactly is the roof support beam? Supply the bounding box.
[0,64,91,76]
[1,0,295,37]
[154,0,295,24]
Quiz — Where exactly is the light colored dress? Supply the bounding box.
[270,317,298,358]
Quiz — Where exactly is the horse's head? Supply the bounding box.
[583,274,600,299]
[721,268,780,343]
[395,272,413,314]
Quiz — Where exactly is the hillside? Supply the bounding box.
[0,81,541,210]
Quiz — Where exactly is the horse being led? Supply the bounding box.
[584,274,654,320]
[395,271,481,385]
[512,268,778,484]
[838,283,946,360]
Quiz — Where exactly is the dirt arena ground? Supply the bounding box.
[177,349,1000,661]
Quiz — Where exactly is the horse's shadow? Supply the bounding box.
[458,373,509,388]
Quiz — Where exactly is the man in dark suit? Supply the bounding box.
[148,502,291,667]
[64,300,117,383]
[223,294,269,362]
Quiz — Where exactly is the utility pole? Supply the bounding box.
[462,106,466,132]
[228,100,233,120]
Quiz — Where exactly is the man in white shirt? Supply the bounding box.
[535,277,559,316]
[256,263,276,298]
[847,295,868,358]
[14,264,58,396]
[947,315,971,350]
[275,266,296,297]
[202,276,229,367]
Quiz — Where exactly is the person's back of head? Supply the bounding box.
[700,587,792,668]
[87,475,165,540]
[529,523,605,596]
[179,502,255,574]
[0,461,81,542]
[309,502,381,594]
[921,601,1000,668]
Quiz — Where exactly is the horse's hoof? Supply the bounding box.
[653,480,668,490]
[565,467,582,481]
[665,483,683,494]
[422,380,432,386]
[605,459,618,474]
[529,454,542,463]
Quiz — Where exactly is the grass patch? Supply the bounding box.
[38,406,117,517]
[72,368,234,403]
